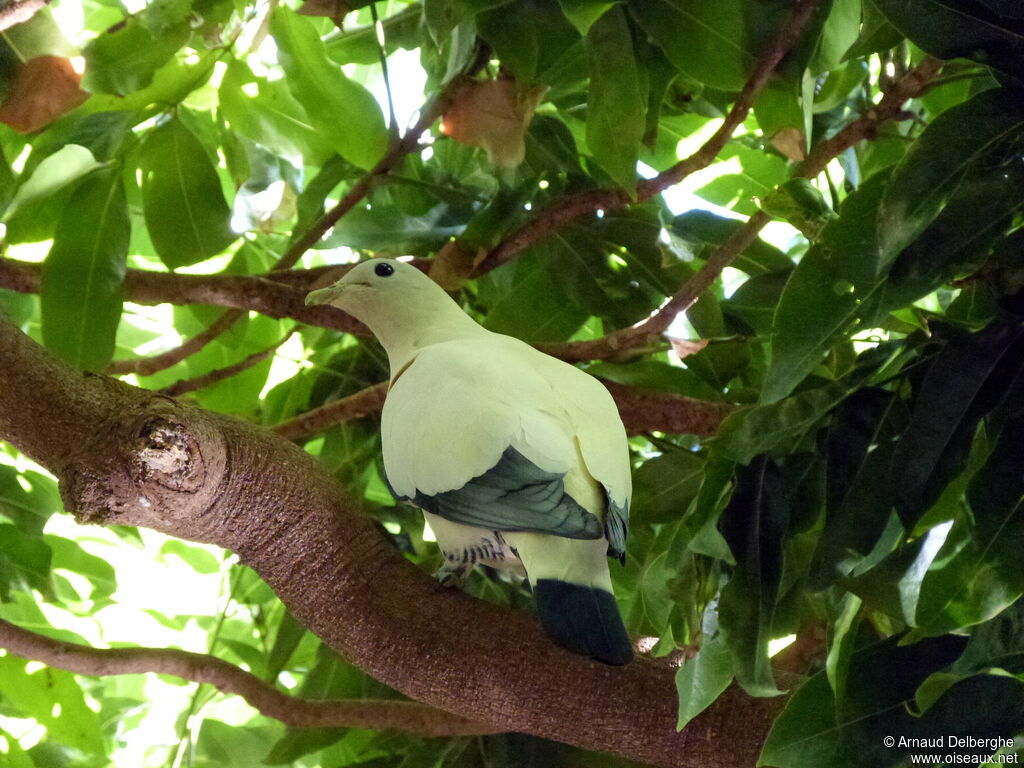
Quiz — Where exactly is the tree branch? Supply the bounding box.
[0,618,497,735]
[0,0,51,32]
[475,0,827,275]
[159,332,292,397]
[0,313,781,768]
[107,310,241,376]
[275,379,734,442]
[541,55,946,365]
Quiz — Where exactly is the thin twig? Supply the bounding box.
[0,618,496,736]
[159,332,293,397]
[270,46,488,273]
[475,0,827,276]
[108,311,240,377]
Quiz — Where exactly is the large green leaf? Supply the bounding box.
[585,6,645,190]
[809,388,908,588]
[629,0,760,90]
[0,656,106,756]
[139,117,236,269]
[676,630,734,730]
[717,456,788,697]
[762,173,887,403]
[891,318,1024,528]
[271,9,388,170]
[874,0,1024,81]
[3,144,102,223]
[40,168,129,372]
[480,253,589,342]
[758,636,1024,768]
[878,88,1024,261]
[632,451,705,525]
[219,60,334,164]
[82,16,188,95]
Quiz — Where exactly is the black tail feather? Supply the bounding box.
[533,579,633,665]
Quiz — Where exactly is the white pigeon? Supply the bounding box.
[306,257,633,664]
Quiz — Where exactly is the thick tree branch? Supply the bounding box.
[0,0,51,32]
[475,0,827,275]
[0,313,781,768]
[0,618,496,735]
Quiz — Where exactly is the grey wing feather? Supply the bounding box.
[386,447,603,540]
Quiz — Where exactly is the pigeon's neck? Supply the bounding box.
[367,305,485,377]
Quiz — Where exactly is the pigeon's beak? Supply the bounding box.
[304,284,345,306]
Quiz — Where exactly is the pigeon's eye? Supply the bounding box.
[374,262,395,278]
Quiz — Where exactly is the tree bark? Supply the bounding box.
[0,314,781,767]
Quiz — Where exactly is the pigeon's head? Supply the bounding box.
[305,258,471,351]
[305,258,432,317]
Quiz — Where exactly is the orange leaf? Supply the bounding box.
[669,337,710,359]
[440,79,545,168]
[0,56,89,134]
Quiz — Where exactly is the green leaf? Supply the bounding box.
[0,524,52,600]
[0,467,60,536]
[3,144,102,222]
[762,173,888,403]
[759,179,837,241]
[810,388,908,588]
[878,88,1024,261]
[675,631,734,729]
[219,60,334,164]
[843,0,904,60]
[557,0,614,34]
[0,655,106,756]
[667,210,793,275]
[825,592,863,701]
[475,0,580,84]
[759,637,1024,768]
[271,9,389,169]
[159,540,220,574]
[481,253,589,342]
[46,534,117,601]
[632,451,705,525]
[139,117,236,269]
[82,16,189,95]
[585,6,645,190]
[629,0,758,90]
[813,0,862,73]
[266,609,307,682]
[874,0,1024,81]
[40,168,129,372]
[714,380,856,466]
[321,201,465,254]
[717,456,788,697]
[695,145,789,217]
[891,318,1024,528]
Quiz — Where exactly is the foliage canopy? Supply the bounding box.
[0,0,1023,766]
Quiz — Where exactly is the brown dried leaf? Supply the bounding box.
[429,240,485,292]
[769,127,806,161]
[0,56,89,134]
[440,78,545,168]
[297,0,350,24]
[669,337,709,359]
